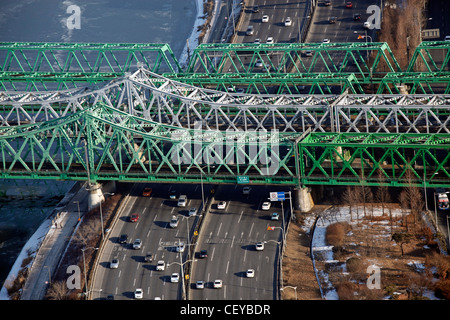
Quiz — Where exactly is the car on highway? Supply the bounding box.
[176,242,185,253]
[254,38,261,44]
[255,59,263,68]
[199,250,208,258]
[329,16,336,24]
[284,17,292,26]
[252,6,259,13]
[213,279,223,288]
[156,260,165,271]
[110,258,119,269]
[271,212,279,220]
[142,187,152,197]
[266,37,274,44]
[323,38,330,44]
[178,195,187,207]
[145,252,153,262]
[243,186,251,195]
[262,15,269,23]
[246,25,254,36]
[305,50,313,57]
[346,1,352,8]
[170,273,180,283]
[134,288,143,299]
[133,238,142,249]
[246,269,255,278]
[196,280,205,289]
[255,242,264,251]
[188,207,197,216]
[129,214,139,222]
[217,201,227,209]
[363,21,371,29]
[119,234,128,244]
[324,0,331,6]
[169,215,180,228]
[262,202,271,210]
[169,189,177,199]
[353,13,361,21]
[445,36,450,41]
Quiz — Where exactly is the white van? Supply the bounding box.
[178,195,187,207]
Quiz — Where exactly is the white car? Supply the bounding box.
[156,260,165,271]
[196,280,205,289]
[188,207,197,216]
[134,288,143,299]
[262,202,271,210]
[323,38,330,44]
[255,242,264,251]
[213,279,223,289]
[133,238,142,250]
[109,258,119,269]
[262,15,269,23]
[266,37,274,44]
[176,242,185,253]
[271,212,279,220]
[363,21,371,29]
[284,17,292,26]
[110,258,119,269]
[254,38,261,44]
[170,273,180,283]
[217,201,226,209]
[246,269,255,278]
[169,215,179,228]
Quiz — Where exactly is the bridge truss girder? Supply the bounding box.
[2,69,450,135]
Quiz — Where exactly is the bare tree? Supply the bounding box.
[46,280,72,300]
[342,185,356,221]
[375,169,391,216]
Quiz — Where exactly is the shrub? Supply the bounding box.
[326,222,351,246]
[346,256,365,273]
[434,279,450,300]
[336,281,357,300]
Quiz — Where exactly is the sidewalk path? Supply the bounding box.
[20,183,89,300]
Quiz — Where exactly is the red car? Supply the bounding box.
[142,187,152,197]
[346,1,352,8]
[130,214,139,222]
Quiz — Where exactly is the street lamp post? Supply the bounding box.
[81,247,98,297]
[167,259,193,300]
[73,200,81,222]
[99,192,115,240]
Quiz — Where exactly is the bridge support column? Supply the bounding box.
[87,181,117,211]
[87,183,105,211]
[294,186,314,212]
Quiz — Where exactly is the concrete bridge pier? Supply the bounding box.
[87,181,117,211]
[294,186,314,212]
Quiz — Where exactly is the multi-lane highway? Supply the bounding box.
[91,183,209,300]
[236,0,309,44]
[189,185,289,300]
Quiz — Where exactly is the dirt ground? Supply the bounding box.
[281,201,446,300]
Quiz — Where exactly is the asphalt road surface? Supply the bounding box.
[92,183,208,300]
[189,184,291,300]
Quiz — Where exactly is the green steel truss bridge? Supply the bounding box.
[1,42,450,188]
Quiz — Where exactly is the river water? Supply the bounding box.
[0,0,199,287]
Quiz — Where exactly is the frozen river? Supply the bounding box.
[0,0,200,287]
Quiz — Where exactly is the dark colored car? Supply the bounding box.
[119,234,128,244]
[353,13,361,21]
[199,250,208,258]
[329,16,336,24]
